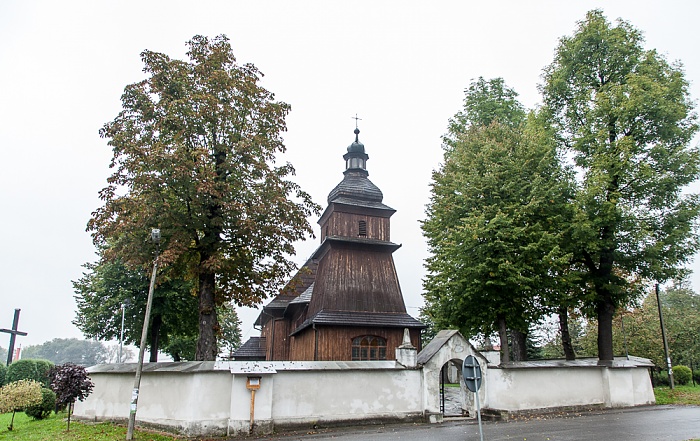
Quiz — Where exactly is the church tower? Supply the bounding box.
[235,128,424,362]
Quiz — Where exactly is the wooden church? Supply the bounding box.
[234,128,424,361]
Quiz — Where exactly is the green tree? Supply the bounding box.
[73,252,199,362]
[444,77,527,145]
[5,360,40,384]
[89,35,319,360]
[541,10,700,361]
[539,312,591,359]
[422,78,573,362]
[662,282,700,370]
[217,303,242,359]
[0,379,42,430]
[21,339,107,366]
[571,282,700,369]
[158,303,242,361]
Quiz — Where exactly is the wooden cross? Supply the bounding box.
[352,114,362,129]
[1,309,27,366]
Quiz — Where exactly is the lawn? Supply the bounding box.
[654,383,700,405]
[0,412,183,441]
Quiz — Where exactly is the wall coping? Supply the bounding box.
[87,360,408,374]
[490,356,654,369]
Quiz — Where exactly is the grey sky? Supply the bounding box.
[1,1,699,349]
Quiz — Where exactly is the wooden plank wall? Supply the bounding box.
[321,212,390,241]
[289,332,316,360]
[288,326,422,361]
[310,247,405,314]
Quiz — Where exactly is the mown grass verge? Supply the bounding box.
[0,412,183,440]
[654,383,700,405]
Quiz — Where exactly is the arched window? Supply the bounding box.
[351,336,387,360]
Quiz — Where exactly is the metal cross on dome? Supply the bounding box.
[352,114,362,129]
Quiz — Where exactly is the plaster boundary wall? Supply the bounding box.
[73,333,656,437]
[74,361,425,437]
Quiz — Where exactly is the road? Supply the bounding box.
[246,406,700,441]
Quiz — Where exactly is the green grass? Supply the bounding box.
[654,383,700,405]
[0,412,184,440]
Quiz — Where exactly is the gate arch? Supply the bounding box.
[417,330,489,422]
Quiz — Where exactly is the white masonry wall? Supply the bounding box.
[74,361,424,437]
[73,353,656,436]
[484,362,655,414]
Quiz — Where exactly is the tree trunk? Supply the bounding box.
[511,330,527,361]
[497,315,510,363]
[558,306,576,361]
[149,314,162,362]
[196,272,218,360]
[597,297,615,362]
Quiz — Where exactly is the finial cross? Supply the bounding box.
[352,114,362,129]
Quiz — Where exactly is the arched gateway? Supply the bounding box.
[417,330,489,422]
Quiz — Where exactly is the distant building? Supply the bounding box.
[235,128,424,361]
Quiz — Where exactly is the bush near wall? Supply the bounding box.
[6,360,39,384]
[650,368,669,387]
[24,387,56,420]
[673,365,692,385]
[34,360,54,387]
[5,359,54,386]
[0,364,6,386]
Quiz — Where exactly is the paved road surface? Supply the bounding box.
[245,406,700,441]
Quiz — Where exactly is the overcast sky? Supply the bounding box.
[1,1,699,351]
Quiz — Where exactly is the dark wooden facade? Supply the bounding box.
[236,129,424,362]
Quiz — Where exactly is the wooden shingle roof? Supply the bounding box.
[291,310,425,336]
[232,337,267,361]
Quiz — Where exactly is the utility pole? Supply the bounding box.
[655,284,674,389]
[119,302,126,363]
[126,229,161,440]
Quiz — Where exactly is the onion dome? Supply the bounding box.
[327,128,384,204]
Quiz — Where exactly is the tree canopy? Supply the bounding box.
[0,379,42,430]
[422,78,573,361]
[445,77,526,141]
[541,10,700,360]
[21,339,107,367]
[89,35,319,360]
[73,251,199,362]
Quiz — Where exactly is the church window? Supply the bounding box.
[358,220,367,237]
[351,336,387,360]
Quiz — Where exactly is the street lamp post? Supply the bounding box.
[126,229,161,440]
